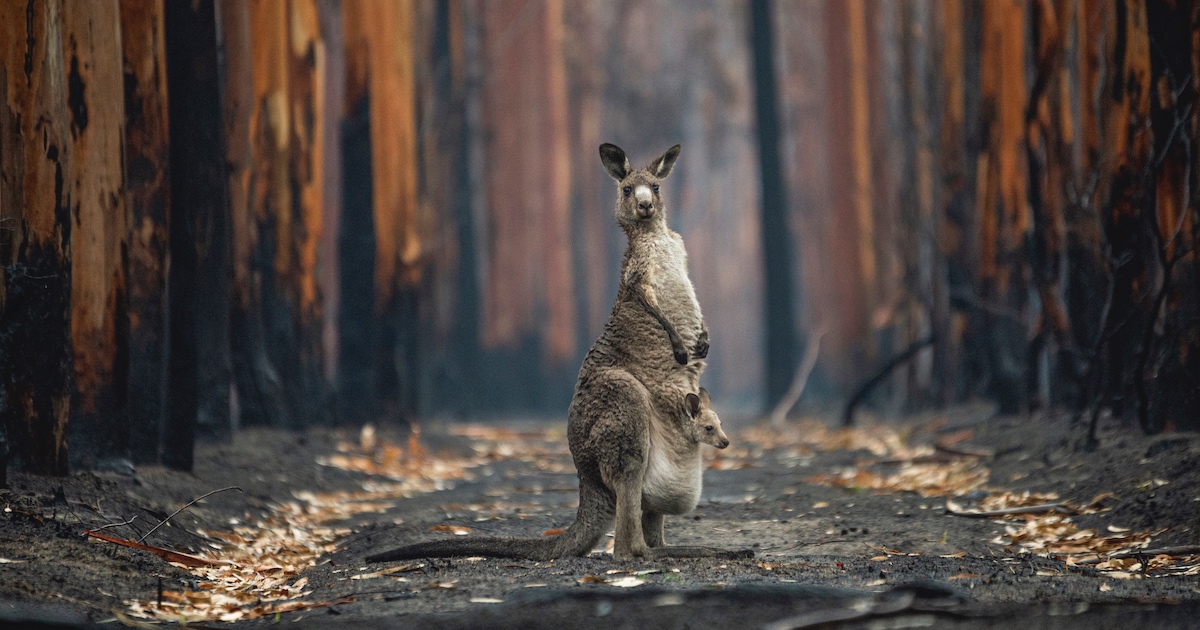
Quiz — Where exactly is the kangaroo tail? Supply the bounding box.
[367,481,614,563]
[365,536,560,562]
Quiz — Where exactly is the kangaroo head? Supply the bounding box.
[599,143,681,228]
[685,387,729,449]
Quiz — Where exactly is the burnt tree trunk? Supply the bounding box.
[119,0,171,462]
[217,0,287,429]
[62,0,132,467]
[749,0,798,408]
[164,0,231,469]
[0,0,74,478]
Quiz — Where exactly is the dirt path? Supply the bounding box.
[1,411,1198,628]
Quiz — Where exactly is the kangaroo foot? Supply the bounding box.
[613,542,652,561]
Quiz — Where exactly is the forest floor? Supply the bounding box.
[1,406,1199,629]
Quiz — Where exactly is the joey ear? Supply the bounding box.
[685,393,701,418]
[698,387,711,407]
[649,144,681,179]
[599,143,631,181]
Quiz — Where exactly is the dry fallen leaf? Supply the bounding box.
[470,598,504,604]
[578,575,606,584]
[542,529,565,536]
[940,552,967,558]
[949,573,981,580]
[609,576,646,588]
[1099,583,1113,592]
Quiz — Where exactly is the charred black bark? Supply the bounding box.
[164,0,232,468]
[749,0,799,410]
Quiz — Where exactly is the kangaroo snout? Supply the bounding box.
[637,201,654,217]
[715,437,729,449]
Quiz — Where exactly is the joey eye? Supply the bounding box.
[623,186,632,196]
[652,184,659,193]
[705,425,714,432]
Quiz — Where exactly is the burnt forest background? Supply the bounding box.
[2,0,1198,476]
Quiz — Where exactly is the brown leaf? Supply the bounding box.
[577,575,606,584]
[542,529,565,536]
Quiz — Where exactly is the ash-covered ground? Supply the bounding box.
[2,408,1198,629]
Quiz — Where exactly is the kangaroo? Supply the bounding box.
[367,144,749,563]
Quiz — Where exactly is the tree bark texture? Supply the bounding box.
[0,0,73,476]
[62,0,131,466]
[119,0,170,462]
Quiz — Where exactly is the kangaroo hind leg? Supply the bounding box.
[642,511,665,548]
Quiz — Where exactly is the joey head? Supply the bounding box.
[686,387,729,450]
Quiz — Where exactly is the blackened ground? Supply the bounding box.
[0,409,1197,629]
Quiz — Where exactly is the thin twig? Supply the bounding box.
[843,335,937,427]
[137,486,242,544]
[91,516,138,533]
[769,327,826,429]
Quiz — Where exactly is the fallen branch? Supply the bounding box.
[137,486,242,544]
[932,443,992,459]
[85,530,229,568]
[1072,545,1200,564]
[945,502,1070,517]
[769,328,826,429]
[843,335,936,427]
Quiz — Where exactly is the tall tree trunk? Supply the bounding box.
[63,0,132,466]
[164,0,230,469]
[0,0,74,478]
[218,0,287,429]
[749,0,798,408]
[120,0,171,462]
[977,0,1029,414]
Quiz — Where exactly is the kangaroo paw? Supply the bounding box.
[692,335,709,359]
[671,336,689,365]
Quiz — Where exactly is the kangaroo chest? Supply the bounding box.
[648,233,702,344]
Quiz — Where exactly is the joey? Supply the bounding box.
[686,387,728,450]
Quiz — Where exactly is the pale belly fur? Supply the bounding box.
[641,419,702,515]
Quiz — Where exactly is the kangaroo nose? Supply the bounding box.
[637,201,653,216]
[717,439,729,449]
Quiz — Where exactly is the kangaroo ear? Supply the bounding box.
[599,143,630,181]
[698,387,711,407]
[649,144,681,179]
[685,393,701,418]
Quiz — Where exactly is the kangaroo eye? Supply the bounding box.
[705,425,714,432]
[652,184,659,193]
[623,186,632,196]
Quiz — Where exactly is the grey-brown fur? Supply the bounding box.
[367,145,749,563]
